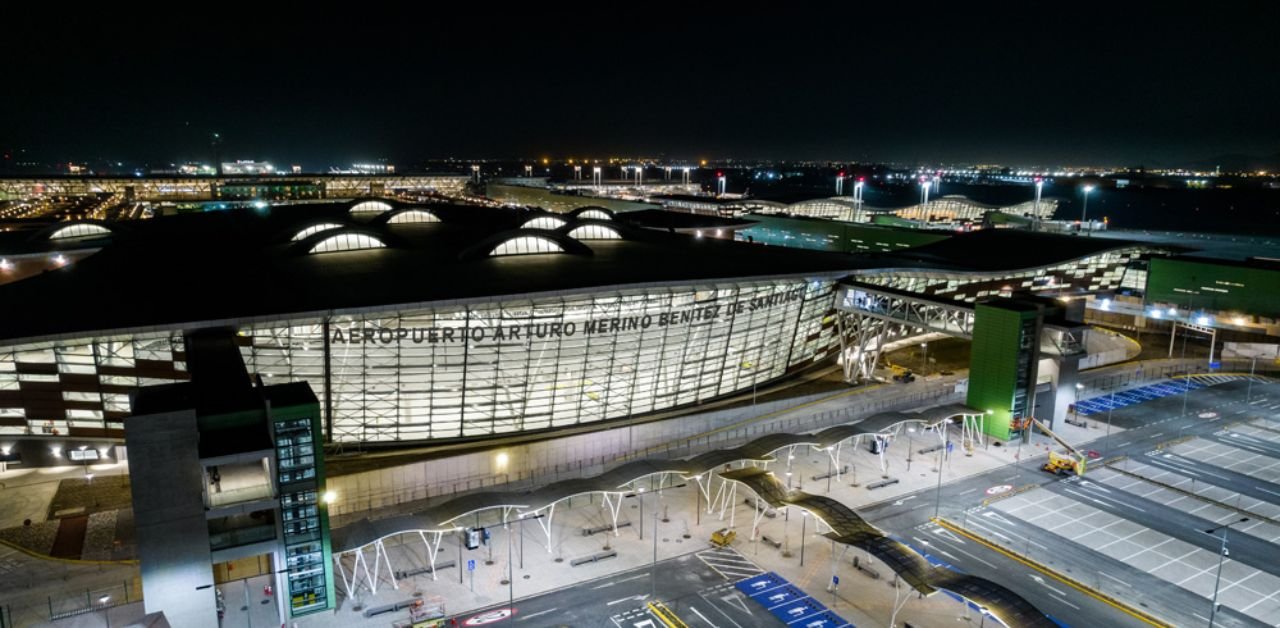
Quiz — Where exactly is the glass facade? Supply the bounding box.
[244,278,839,442]
[0,276,841,444]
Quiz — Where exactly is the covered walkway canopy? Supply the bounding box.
[327,404,1019,618]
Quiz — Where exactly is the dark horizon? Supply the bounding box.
[4,3,1279,169]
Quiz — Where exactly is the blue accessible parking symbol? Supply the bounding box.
[468,559,476,571]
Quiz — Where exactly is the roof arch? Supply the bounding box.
[568,206,615,221]
[563,221,623,241]
[290,222,347,242]
[348,199,396,216]
[290,227,395,256]
[384,208,442,224]
[520,214,568,230]
[310,232,387,254]
[46,222,113,241]
[457,229,593,261]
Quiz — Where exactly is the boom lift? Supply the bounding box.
[1012,416,1087,477]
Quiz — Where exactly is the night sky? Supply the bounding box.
[4,3,1278,168]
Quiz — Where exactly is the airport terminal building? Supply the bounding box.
[0,202,856,444]
[0,197,1209,447]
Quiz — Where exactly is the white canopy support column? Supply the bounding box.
[714,480,739,526]
[374,539,398,592]
[417,530,445,581]
[533,503,556,553]
[961,412,985,453]
[601,491,625,536]
[825,442,845,482]
[333,552,355,598]
[691,473,715,514]
[354,545,376,595]
[750,495,769,540]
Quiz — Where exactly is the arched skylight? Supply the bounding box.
[490,236,565,257]
[291,222,345,241]
[577,209,612,221]
[49,223,111,240]
[387,209,441,224]
[566,224,622,240]
[309,233,387,254]
[521,215,567,230]
[349,200,393,215]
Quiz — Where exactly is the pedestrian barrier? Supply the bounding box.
[582,521,631,536]
[811,465,850,481]
[362,598,422,618]
[395,560,456,579]
[568,549,618,566]
[852,555,880,579]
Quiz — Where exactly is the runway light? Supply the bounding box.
[323,490,337,504]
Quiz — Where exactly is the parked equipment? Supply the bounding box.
[710,528,737,547]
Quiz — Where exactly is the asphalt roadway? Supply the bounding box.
[451,549,787,628]
[865,379,1280,628]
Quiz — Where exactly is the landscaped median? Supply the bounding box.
[931,516,1172,628]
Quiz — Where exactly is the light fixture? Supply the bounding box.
[322,490,337,504]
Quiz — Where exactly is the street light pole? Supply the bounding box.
[1206,518,1249,627]
[1081,185,1094,234]
[800,512,808,566]
[933,423,947,519]
[651,511,658,599]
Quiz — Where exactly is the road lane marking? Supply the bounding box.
[687,606,720,627]
[518,608,559,621]
[1099,571,1131,587]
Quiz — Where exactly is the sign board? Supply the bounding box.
[831,575,839,586]
[467,559,476,572]
[69,449,100,461]
[1209,361,1221,370]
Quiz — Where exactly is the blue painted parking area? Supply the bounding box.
[1074,379,1205,416]
[735,572,853,627]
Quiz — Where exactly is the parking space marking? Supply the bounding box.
[990,487,1280,624]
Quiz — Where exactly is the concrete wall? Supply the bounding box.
[125,410,218,628]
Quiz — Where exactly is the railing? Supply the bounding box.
[207,483,274,509]
[47,579,140,621]
[208,524,276,551]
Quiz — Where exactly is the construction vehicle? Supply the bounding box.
[1017,417,1088,477]
[710,528,737,547]
[889,364,916,383]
